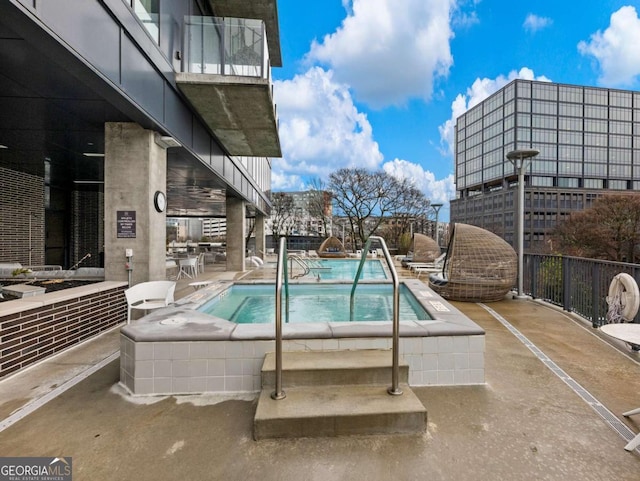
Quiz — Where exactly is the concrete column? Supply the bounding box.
[255,213,265,260]
[104,123,167,284]
[226,196,246,272]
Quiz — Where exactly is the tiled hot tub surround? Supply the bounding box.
[120,279,485,395]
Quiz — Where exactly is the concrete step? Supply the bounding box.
[253,383,427,440]
[261,349,409,388]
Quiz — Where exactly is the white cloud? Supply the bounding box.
[578,6,640,86]
[453,10,479,29]
[307,0,456,108]
[270,169,305,191]
[438,68,552,155]
[273,67,383,185]
[523,14,553,33]
[383,158,456,206]
[272,66,456,210]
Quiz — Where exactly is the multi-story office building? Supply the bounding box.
[450,79,640,252]
[0,1,281,282]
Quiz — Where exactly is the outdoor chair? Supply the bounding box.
[197,252,206,276]
[413,233,441,259]
[177,257,198,279]
[124,280,176,323]
[317,236,347,258]
[166,259,178,279]
[428,223,517,302]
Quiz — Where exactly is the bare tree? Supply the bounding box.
[268,192,295,243]
[328,168,429,250]
[307,177,332,237]
[387,179,431,248]
[552,194,640,262]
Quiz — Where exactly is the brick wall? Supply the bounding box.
[0,283,127,378]
[0,167,45,265]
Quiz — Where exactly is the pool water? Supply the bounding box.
[198,284,431,323]
[303,258,387,280]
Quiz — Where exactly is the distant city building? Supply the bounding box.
[166,218,204,242]
[202,219,227,239]
[450,79,640,252]
[267,190,332,237]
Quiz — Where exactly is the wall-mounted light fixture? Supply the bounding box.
[83,152,105,158]
[154,134,181,149]
[154,135,182,149]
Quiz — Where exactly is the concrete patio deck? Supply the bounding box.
[2,261,640,480]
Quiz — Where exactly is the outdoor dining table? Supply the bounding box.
[599,323,640,451]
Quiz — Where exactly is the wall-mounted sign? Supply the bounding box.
[117,210,136,238]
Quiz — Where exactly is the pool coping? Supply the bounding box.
[120,279,485,342]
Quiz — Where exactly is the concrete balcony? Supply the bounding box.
[176,16,281,157]
[205,0,282,67]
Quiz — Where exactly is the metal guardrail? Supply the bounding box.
[523,254,640,327]
[183,16,270,79]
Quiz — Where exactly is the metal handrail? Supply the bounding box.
[288,254,310,278]
[272,237,288,400]
[350,236,402,396]
[350,238,372,322]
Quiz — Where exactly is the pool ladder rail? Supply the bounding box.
[272,236,402,401]
[288,254,330,279]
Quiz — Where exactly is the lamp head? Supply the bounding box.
[506,149,539,161]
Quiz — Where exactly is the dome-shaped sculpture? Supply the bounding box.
[428,223,517,302]
[317,236,347,258]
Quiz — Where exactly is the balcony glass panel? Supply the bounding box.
[184,16,269,79]
[133,0,159,43]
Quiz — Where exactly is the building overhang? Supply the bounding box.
[176,73,281,158]
[207,0,282,67]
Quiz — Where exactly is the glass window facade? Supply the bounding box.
[452,80,640,251]
[454,80,638,194]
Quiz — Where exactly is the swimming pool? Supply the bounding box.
[302,258,387,280]
[198,283,430,323]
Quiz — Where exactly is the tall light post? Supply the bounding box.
[431,203,443,248]
[506,149,539,299]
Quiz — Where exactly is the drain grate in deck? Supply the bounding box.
[480,303,638,451]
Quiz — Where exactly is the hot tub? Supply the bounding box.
[119,279,485,396]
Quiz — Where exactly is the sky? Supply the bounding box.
[270,0,640,221]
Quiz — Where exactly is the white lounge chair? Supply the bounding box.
[124,280,176,323]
